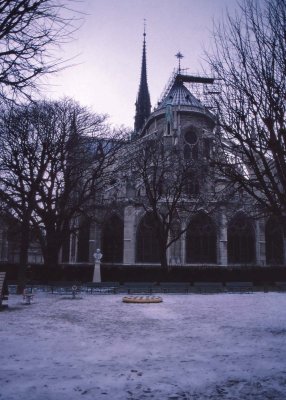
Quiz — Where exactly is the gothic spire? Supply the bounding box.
[134,24,151,134]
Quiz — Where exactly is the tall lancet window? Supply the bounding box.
[186,213,217,263]
[136,213,160,263]
[266,216,284,265]
[102,215,124,263]
[228,213,255,264]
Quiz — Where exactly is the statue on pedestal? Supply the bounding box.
[94,249,103,263]
[93,249,102,283]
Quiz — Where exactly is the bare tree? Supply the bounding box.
[0,0,77,102]
[0,98,126,289]
[206,0,286,218]
[122,133,218,269]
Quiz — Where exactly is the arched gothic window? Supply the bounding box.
[185,130,198,145]
[167,122,171,135]
[184,144,198,160]
[186,213,217,263]
[184,144,191,160]
[186,176,200,196]
[102,215,123,263]
[266,217,284,265]
[184,129,199,160]
[228,213,255,264]
[169,219,181,265]
[136,213,160,263]
[203,138,212,159]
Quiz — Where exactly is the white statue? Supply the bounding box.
[93,249,103,263]
[93,249,102,283]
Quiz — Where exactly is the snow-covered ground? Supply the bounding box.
[1,292,286,400]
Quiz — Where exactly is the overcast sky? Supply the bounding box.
[45,0,239,129]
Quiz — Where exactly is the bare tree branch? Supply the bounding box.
[0,98,127,283]
[0,0,79,103]
[206,0,286,218]
[118,132,220,269]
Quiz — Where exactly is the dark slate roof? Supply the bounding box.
[156,78,204,111]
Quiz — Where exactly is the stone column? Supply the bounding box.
[218,210,228,266]
[123,205,136,265]
[256,219,266,266]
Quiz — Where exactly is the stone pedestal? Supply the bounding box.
[123,205,136,264]
[218,210,228,266]
[93,262,101,282]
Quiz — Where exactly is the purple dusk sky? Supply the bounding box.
[46,0,238,128]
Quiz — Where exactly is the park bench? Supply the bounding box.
[49,282,81,298]
[192,282,224,293]
[84,282,119,294]
[0,272,8,309]
[158,282,190,293]
[7,284,18,294]
[121,282,156,295]
[225,281,253,293]
[275,282,286,292]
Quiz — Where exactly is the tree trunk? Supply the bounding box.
[158,235,168,270]
[160,248,168,270]
[43,229,61,270]
[17,219,30,294]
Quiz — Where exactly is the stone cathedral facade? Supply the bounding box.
[63,32,285,270]
[1,33,284,269]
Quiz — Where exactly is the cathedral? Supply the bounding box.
[82,31,285,270]
[0,31,285,273]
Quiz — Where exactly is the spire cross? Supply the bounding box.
[143,19,146,38]
[175,51,184,73]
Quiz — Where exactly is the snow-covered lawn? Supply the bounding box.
[1,292,286,400]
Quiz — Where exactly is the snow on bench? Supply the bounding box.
[49,282,81,296]
[50,283,80,298]
[122,282,156,295]
[158,282,190,293]
[85,282,119,294]
[193,282,224,293]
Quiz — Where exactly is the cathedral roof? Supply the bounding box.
[156,76,204,111]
